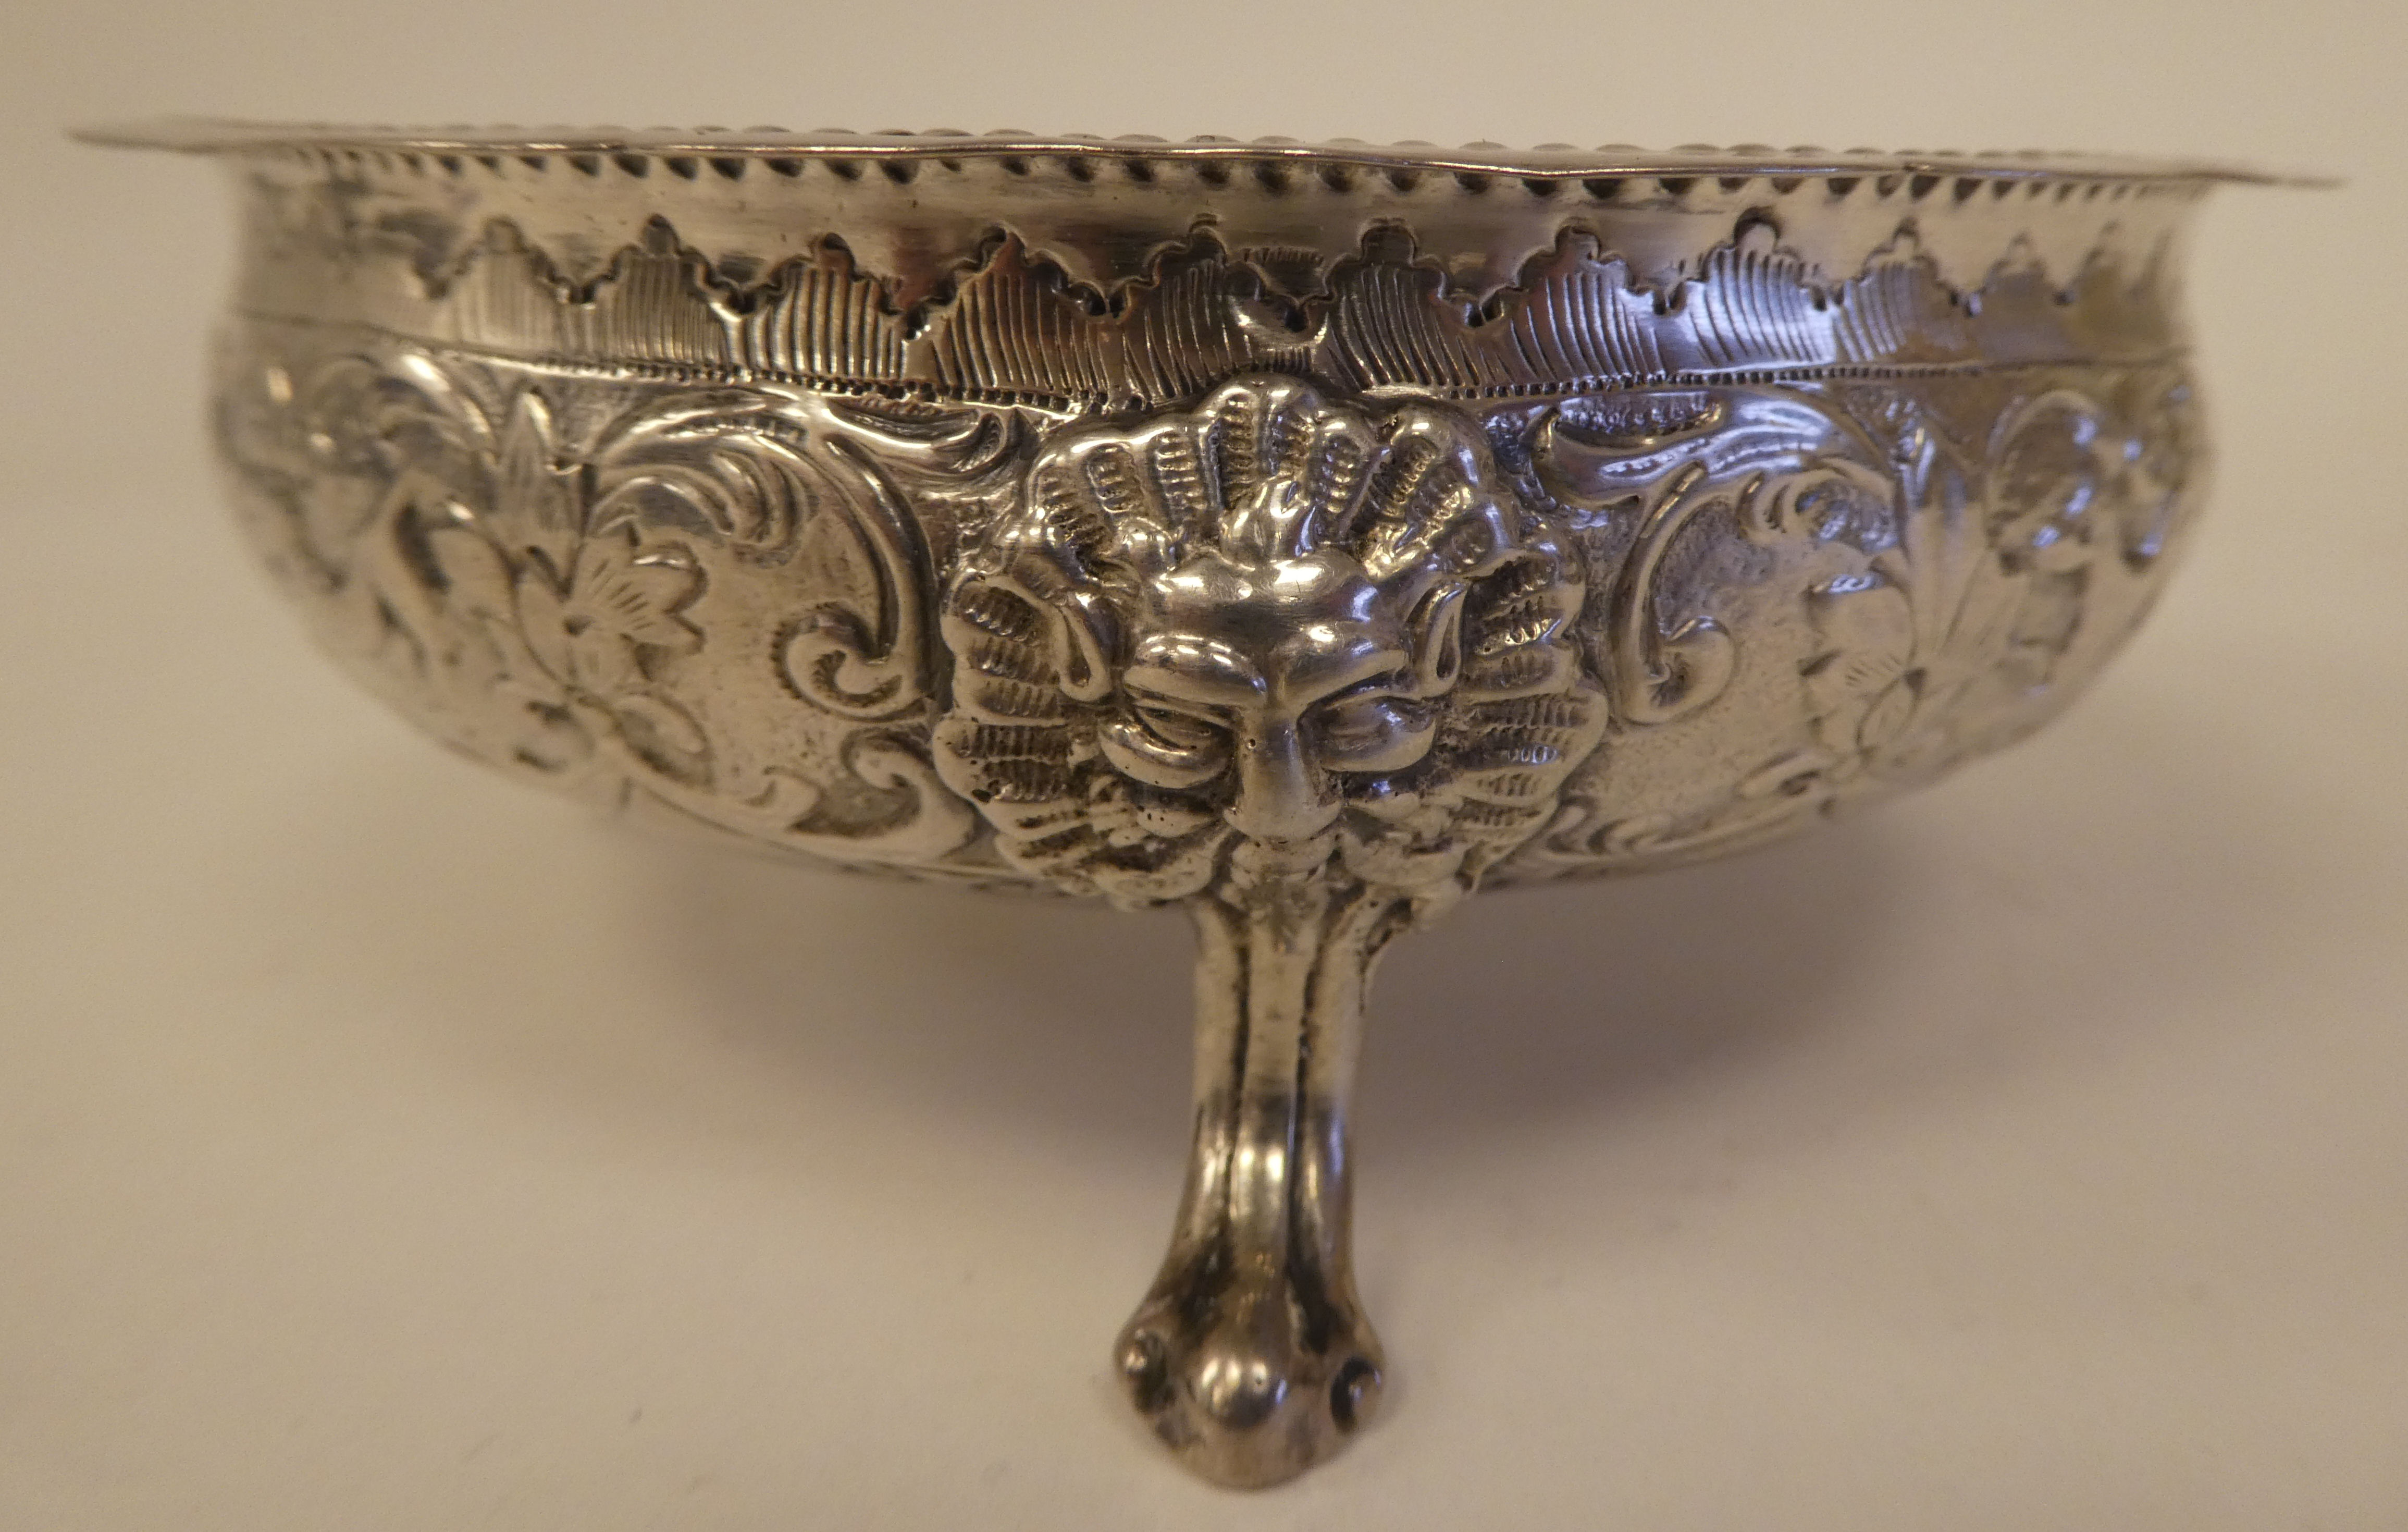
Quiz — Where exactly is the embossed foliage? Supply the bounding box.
[1515,367,2202,878]
[212,333,1010,868]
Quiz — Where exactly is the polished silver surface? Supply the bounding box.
[96,120,2255,1487]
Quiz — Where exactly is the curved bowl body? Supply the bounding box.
[130,125,2236,895]
[102,122,2259,1487]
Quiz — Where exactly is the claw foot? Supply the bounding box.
[1117,1277,1382,1488]
[1112,890,1407,1487]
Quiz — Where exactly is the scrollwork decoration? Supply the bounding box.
[214,334,1011,862]
[1508,370,2196,879]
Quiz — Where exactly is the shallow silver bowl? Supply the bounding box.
[90,120,2288,1487]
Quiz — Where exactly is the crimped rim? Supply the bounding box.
[73,117,2325,185]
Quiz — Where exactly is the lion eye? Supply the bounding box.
[1319,697,1403,745]
[1312,690,1436,771]
[1134,704,1223,752]
[1100,699,1231,792]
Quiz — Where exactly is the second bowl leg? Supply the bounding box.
[1116,879,1409,1488]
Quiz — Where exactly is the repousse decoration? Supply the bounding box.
[103,122,2246,1486]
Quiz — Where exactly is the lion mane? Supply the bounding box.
[933,375,1604,904]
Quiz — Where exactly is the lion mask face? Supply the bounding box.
[935,376,1603,904]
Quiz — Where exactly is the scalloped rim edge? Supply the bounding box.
[71,117,2331,186]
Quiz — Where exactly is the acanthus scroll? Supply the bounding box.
[212,333,1014,866]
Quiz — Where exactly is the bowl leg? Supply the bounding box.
[1115,880,1409,1487]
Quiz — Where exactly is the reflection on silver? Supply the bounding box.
[89,121,2282,1487]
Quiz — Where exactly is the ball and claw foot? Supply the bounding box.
[1113,885,1409,1486]
[1117,1281,1382,1489]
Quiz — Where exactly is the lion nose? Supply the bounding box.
[1225,719,1340,844]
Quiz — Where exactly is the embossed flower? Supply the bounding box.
[510,526,711,779]
[1988,393,2115,576]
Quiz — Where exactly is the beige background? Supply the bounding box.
[5,1,2405,1527]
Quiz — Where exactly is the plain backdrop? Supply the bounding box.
[4,2,2404,1528]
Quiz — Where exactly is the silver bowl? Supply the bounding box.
[89,120,2290,1487]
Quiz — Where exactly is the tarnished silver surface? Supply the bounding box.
[95,121,2259,1487]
